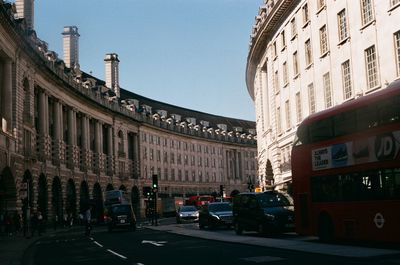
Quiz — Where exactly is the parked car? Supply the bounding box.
[198,202,233,229]
[232,191,294,235]
[104,203,136,232]
[176,205,199,223]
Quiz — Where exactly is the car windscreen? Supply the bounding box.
[258,193,292,208]
[198,197,212,201]
[208,203,232,212]
[112,205,131,214]
[180,206,197,212]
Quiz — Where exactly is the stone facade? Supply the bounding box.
[246,0,400,192]
[0,2,257,222]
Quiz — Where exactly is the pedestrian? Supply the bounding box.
[23,212,28,237]
[53,214,58,230]
[13,211,21,234]
[63,213,68,228]
[4,212,12,236]
[84,206,92,236]
[37,211,43,235]
[0,211,4,234]
[30,212,38,237]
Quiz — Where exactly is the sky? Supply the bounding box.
[34,0,263,121]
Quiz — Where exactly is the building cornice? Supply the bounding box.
[246,0,300,100]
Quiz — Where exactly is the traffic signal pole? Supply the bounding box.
[152,174,158,226]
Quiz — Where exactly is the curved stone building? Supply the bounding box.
[246,0,400,192]
[0,1,257,222]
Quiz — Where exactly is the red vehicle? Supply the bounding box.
[291,80,400,243]
[186,195,215,208]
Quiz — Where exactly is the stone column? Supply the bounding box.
[67,108,76,167]
[53,101,62,142]
[81,115,89,170]
[53,100,62,164]
[38,90,47,136]
[107,125,114,175]
[2,60,12,130]
[94,121,102,173]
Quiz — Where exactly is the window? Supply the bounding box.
[361,0,374,26]
[305,39,313,66]
[338,9,348,42]
[323,72,332,108]
[283,62,288,86]
[150,149,154,160]
[272,41,277,58]
[308,83,316,114]
[302,3,309,25]
[365,45,380,89]
[293,51,299,76]
[341,60,353,99]
[392,0,400,6]
[285,100,291,129]
[317,0,325,10]
[295,92,302,123]
[281,30,286,49]
[274,70,280,93]
[395,31,400,77]
[276,107,282,134]
[319,25,328,55]
[291,18,297,39]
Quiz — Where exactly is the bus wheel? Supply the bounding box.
[234,222,243,235]
[318,214,334,242]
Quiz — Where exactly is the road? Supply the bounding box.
[23,219,400,265]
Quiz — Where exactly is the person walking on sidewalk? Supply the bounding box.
[37,211,43,235]
[30,211,39,237]
[84,206,92,236]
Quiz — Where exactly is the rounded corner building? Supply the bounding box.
[0,0,257,222]
[246,0,400,192]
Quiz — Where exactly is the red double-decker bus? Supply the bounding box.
[291,80,400,243]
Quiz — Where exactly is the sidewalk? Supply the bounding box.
[0,226,84,265]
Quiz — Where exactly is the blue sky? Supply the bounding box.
[34,0,263,121]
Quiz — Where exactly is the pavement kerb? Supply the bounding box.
[144,224,400,259]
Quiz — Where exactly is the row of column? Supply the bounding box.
[35,89,139,176]
[0,59,13,132]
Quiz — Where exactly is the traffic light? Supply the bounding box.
[143,186,151,197]
[219,185,224,197]
[152,174,158,193]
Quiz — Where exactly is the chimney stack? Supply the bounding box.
[62,26,80,69]
[15,0,34,30]
[104,53,120,98]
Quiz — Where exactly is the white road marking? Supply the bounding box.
[141,240,167,246]
[93,241,103,248]
[107,249,127,260]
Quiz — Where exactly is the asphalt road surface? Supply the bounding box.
[23,225,400,265]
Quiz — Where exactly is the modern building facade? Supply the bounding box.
[0,1,257,222]
[246,0,400,192]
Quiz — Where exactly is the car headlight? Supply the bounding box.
[211,213,220,220]
[264,213,275,220]
[194,212,199,217]
[179,213,183,217]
